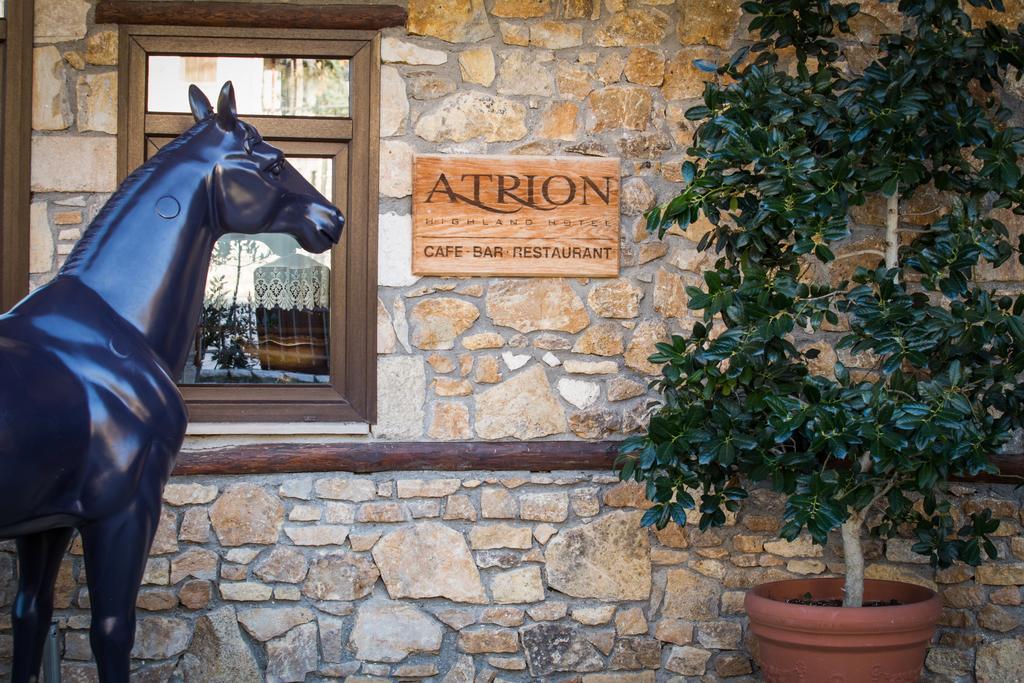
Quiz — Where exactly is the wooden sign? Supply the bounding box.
[412,154,620,277]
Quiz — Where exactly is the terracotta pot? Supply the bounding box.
[745,577,941,683]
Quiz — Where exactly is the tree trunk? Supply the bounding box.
[886,190,899,271]
[841,514,865,607]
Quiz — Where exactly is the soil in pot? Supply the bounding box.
[745,577,941,683]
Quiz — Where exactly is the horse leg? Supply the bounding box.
[80,494,162,683]
[10,527,74,683]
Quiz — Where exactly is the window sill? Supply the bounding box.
[185,421,371,436]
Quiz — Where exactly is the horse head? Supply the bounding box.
[188,82,344,253]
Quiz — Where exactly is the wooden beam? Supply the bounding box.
[174,441,620,475]
[0,4,34,311]
[173,441,1024,484]
[96,1,407,30]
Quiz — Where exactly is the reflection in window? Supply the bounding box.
[182,157,335,385]
[147,55,350,117]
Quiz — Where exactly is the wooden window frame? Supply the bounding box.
[118,25,380,424]
[0,1,34,311]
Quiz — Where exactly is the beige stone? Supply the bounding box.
[219,582,273,601]
[557,62,596,99]
[621,177,657,216]
[434,377,473,396]
[179,606,261,681]
[563,0,600,18]
[470,524,533,549]
[35,0,89,43]
[32,137,116,192]
[519,492,569,522]
[539,101,580,141]
[428,403,473,440]
[163,483,218,506]
[977,563,1024,585]
[482,487,518,518]
[380,66,408,137]
[625,320,670,375]
[976,637,1024,682]
[662,568,721,620]
[573,605,616,625]
[356,501,408,523]
[663,48,718,100]
[284,525,348,546]
[237,607,314,642]
[131,616,191,660]
[177,579,212,610]
[458,627,520,653]
[408,0,493,42]
[416,91,528,143]
[459,47,496,86]
[409,72,457,100]
[595,9,670,46]
[475,355,503,383]
[763,535,823,558]
[491,566,545,603]
[497,50,556,97]
[373,523,486,603]
[381,37,447,65]
[588,86,652,132]
[569,408,621,438]
[530,21,583,49]
[301,552,379,601]
[209,484,284,546]
[677,0,742,47]
[265,621,318,682]
[475,365,567,439]
[397,478,461,498]
[253,547,308,584]
[376,356,426,439]
[492,0,550,17]
[378,299,397,354]
[462,332,503,350]
[615,607,648,636]
[499,21,531,46]
[607,377,645,401]
[85,31,118,66]
[624,48,666,86]
[76,72,116,134]
[572,322,625,356]
[444,494,478,521]
[351,599,443,662]
[410,297,480,350]
[33,47,72,131]
[665,645,711,676]
[597,53,626,83]
[488,279,589,333]
[379,139,413,198]
[29,203,54,275]
[169,548,218,584]
[545,511,651,600]
[588,279,643,318]
[179,508,211,543]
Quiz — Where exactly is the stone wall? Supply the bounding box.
[1,475,1023,681]
[6,0,1024,680]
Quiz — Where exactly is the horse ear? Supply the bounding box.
[215,81,237,130]
[188,85,213,122]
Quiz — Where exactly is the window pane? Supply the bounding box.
[181,157,335,385]
[148,56,350,117]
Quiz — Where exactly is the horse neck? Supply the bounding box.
[64,150,217,379]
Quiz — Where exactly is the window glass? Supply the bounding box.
[180,157,335,385]
[147,56,350,117]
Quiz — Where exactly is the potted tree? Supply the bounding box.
[617,0,1024,678]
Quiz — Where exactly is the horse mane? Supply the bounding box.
[60,120,213,276]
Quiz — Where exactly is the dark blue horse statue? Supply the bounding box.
[0,82,344,682]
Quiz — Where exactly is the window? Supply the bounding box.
[119,25,379,424]
[0,0,33,311]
